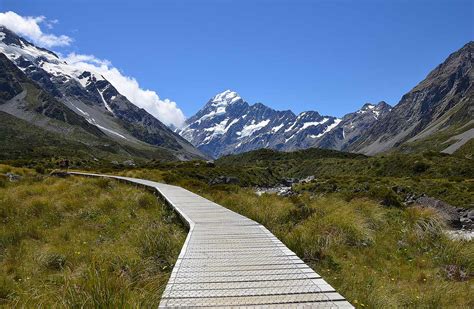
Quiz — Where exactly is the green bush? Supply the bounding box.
[368,187,403,207]
[413,161,430,173]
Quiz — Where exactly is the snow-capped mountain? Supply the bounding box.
[0,26,205,160]
[179,90,389,158]
[180,42,472,158]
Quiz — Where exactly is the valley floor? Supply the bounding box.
[0,153,473,308]
[117,166,473,308]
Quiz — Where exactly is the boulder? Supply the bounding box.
[300,175,315,183]
[414,196,473,229]
[122,160,136,167]
[282,178,298,186]
[209,176,239,185]
[5,172,21,182]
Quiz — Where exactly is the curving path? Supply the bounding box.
[70,172,353,308]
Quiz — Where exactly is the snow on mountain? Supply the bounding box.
[0,28,102,86]
[0,26,205,160]
[314,101,392,151]
[181,42,472,158]
[178,90,367,158]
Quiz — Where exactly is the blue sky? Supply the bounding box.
[1,0,473,119]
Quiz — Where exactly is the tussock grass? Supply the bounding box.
[207,191,473,308]
[0,174,185,306]
[119,167,473,308]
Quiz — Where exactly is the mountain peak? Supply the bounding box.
[210,90,242,106]
[359,101,391,112]
[0,25,59,59]
[0,25,25,47]
[375,101,391,109]
[360,103,376,111]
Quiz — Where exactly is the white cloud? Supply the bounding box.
[0,11,71,47]
[0,11,186,128]
[65,53,186,127]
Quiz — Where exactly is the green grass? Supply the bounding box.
[0,111,180,168]
[215,149,474,208]
[1,145,472,308]
[117,166,473,308]
[0,168,185,307]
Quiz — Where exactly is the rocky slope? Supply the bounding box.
[0,53,185,162]
[179,90,391,158]
[0,26,205,161]
[181,42,472,158]
[350,41,473,155]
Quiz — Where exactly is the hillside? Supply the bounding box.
[179,42,472,158]
[0,26,206,161]
[351,41,473,155]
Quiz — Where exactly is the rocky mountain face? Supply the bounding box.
[0,26,205,161]
[179,90,391,158]
[0,53,104,137]
[316,101,392,151]
[350,41,473,155]
[3,24,469,160]
[181,42,472,158]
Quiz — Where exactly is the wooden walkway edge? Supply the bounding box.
[69,172,353,308]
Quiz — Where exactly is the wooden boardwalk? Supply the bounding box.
[70,172,353,308]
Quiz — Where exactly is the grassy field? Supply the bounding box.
[1,146,473,308]
[0,165,185,307]
[116,164,473,308]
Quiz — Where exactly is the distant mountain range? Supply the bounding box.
[0,25,471,162]
[0,26,206,162]
[179,90,391,158]
[180,42,473,158]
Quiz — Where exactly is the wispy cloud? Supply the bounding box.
[0,11,186,127]
[0,11,71,47]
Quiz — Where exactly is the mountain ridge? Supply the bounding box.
[179,89,391,158]
[180,42,472,158]
[349,41,473,155]
[0,26,207,161]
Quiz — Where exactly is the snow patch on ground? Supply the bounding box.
[71,104,126,140]
[95,124,127,139]
[285,135,296,143]
[98,87,114,114]
[204,118,229,134]
[86,117,127,140]
[73,106,89,116]
[199,90,242,122]
[0,39,108,88]
[373,110,380,119]
[284,121,298,133]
